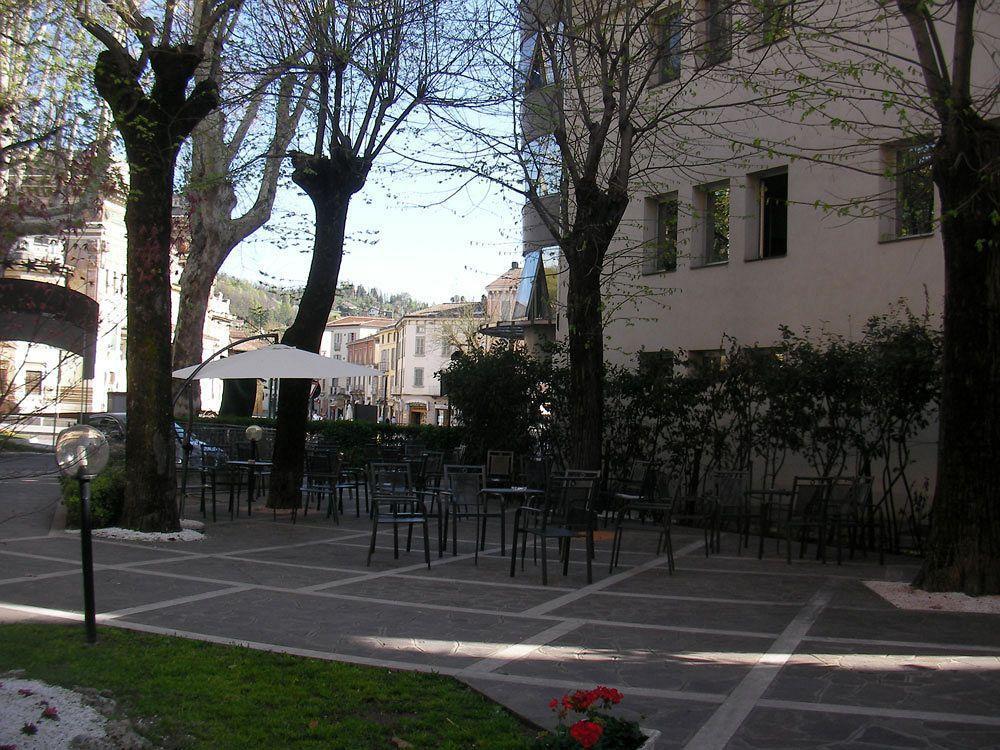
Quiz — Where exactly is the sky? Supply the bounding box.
[220,163,524,304]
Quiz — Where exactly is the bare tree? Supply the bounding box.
[76,0,240,531]
[260,0,480,506]
[172,8,314,413]
[0,0,113,258]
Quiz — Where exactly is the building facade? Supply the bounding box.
[317,315,392,418]
[1,196,234,426]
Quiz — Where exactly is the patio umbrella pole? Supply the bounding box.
[172,333,279,517]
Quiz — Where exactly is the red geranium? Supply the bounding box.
[569,720,604,748]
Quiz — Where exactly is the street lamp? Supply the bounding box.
[245,424,263,460]
[54,424,109,643]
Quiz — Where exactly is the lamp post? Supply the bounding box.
[54,424,109,644]
[245,424,262,461]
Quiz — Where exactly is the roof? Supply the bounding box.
[486,266,521,291]
[325,315,394,329]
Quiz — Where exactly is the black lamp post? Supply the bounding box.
[54,424,109,644]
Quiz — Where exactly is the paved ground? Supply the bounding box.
[1,462,999,748]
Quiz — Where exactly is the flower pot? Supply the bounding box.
[639,728,660,749]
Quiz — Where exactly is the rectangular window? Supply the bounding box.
[701,182,730,264]
[25,369,43,394]
[759,171,788,258]
[755,0,792,46]
[638,350,676,375]
[894,143,934,238]
[702,0,731,64]
[414,336,425,356]
[644,196,678,273]
[656,5,683,84]
[333,333,342,351]
[413,368,424,388]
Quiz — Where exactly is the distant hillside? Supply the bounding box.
[215,274,428,331]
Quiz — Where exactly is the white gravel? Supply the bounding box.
[0,677,109,749]
[66,518,205,542]
[865,580,1000,614]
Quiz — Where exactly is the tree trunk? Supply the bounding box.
[120,148,180,530]
[916,113,1000,595]
[564,246,605,471]
[91,47,218,531]
[171,188,233,415]
[268,151,364,508]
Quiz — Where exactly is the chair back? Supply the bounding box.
[443,464,485,506]
[369,462,412,497]
[789,476,834,520]
[486,450,514,481]
[404,442,426,458]
[518,456,552,491]
[422,451,445,488]
[828,476,872,518]
[550,473,597,528]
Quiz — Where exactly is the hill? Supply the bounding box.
[214,274,428,331]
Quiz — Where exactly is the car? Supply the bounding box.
[84,412,228,468]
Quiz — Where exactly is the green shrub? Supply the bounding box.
[62,454,126,529]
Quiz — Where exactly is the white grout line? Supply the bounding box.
[755,697,1000,727]
[682,586,834,750]
[464,619,585,674]
[591,590,805,608]
[802,634,1000,655]
[389,572,575,593]
[519,539,703,617]
[101,586,252,618]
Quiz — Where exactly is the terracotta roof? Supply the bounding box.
[486,266,521,291]
[405,302,482,318]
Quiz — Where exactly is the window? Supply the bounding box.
[702,0,731,64]
[758,171,788,258]
[894,143,934,238]
[414,335,425,356]
[25,369,43,394]
[348,332,356,342]
[755,0,792,46]
[699,182,730,264]
[686,349,726,372]
[333,333,342,351]
[413,368,424,388]
[644,195,678,273]
[656,5,683,83]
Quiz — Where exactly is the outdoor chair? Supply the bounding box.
[422,451,445,492]
[601,460,651,526]
[175,446,210,520]
[776,476,835,563]
[486,450,515,487]
[825,476,880,565]
[438,464,490,562]
[205,457,245,521]
[366,462,431,569]
[299,450,341,523]
[664,470,715,557]
[516,455,553,492]
[608,470,676,574]
[709,470,752,554]
[509,473,598,585]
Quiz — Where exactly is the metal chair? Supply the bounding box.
[486,450,515,487]
[509,474,598,585]
[710,470,752,553]
[439,464,489,562]
[366,462,430,569]
[609,469,676,574]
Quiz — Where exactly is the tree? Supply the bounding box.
[432,0,776,470]
[264,0,479,506]
[77,0,238,531]
[893,1,999,594]
[0,0,112,258]
[172,10,313,413]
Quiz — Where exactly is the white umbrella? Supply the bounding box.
[172,344,380,380]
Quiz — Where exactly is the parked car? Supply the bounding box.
[84,413,227,468]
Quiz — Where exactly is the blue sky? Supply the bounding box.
[221,163,523,303]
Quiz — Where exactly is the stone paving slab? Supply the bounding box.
[727,706,1000,749]
[136,556,362,588]
[765,641,1000,716]
[123,587,549,669]
[2,478,999,749]
[495,622,763,695]
[0,568,229,613]
[548,593,798,634]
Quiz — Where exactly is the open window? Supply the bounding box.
[644,194,678,274]
[696,181,730,265]
[656,4,684,84]
[513,247,557,322]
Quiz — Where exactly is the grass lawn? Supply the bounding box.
[0,623,537,749]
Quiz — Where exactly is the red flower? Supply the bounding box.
[569,689,596,711]
[591,686,623,706]
[41,705,59,720]
[549,698,559,711]
[569,720,604,748]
